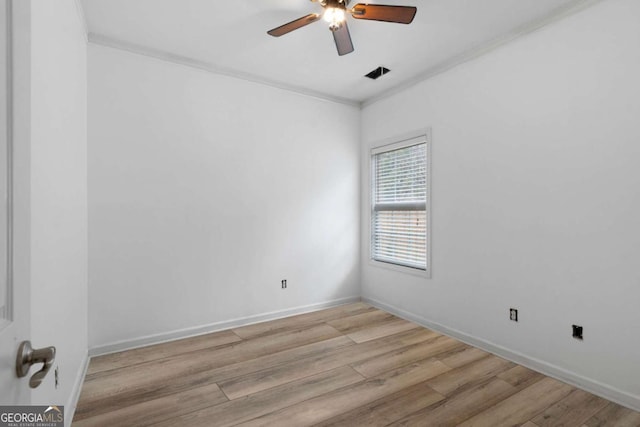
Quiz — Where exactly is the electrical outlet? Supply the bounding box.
[54,366,59,389]
[281,279,287,289]
[572,324,583,340]
[509,308,518,322]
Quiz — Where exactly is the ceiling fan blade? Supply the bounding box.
[267,13,321,37]
[332,22,354,56]
[350,4,417,24]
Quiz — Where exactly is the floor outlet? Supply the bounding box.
[509,308,518,322]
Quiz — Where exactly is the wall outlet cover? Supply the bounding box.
[572,324,583,340]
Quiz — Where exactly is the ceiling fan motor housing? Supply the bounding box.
[319,0,351,7]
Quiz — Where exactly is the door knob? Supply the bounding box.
[16,341,56,388]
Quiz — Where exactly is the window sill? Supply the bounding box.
[368,259,431,279]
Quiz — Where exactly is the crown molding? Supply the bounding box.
[88,33,360,108]
[86,0,602,110]
[362,0,603,108]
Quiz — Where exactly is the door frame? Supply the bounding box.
[0,0,13,333]
[0,0,32,405]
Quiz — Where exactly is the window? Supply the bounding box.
[371,133,429,273]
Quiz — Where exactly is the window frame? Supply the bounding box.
[369,129,431,278]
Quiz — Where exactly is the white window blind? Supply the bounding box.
[371,137,428,271]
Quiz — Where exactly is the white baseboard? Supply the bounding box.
[362,296,640,413]
[89,296,361,357]
[65,350,89,427]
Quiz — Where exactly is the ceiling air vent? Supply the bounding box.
[365,66,390,80]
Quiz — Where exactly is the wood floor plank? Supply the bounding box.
[77,343,353,420]
[219,327,440,399]
[351,335,464,378]
[78,328,440,420]
[82,323,341,387]
[583,402,640,427]
[457,377,574,427]
[425,354,515,396]
[312,381,444,427]
[390,378,517,427]
[235,358,451,427]
[86,329,242,375]
[72,383,227,427]
[72,305,640,427]
[326,309,396,333]
[75,363,221,421]
[75,325,345,420]
[232,302,374,339]
[532,388,609,427]
[152,366,365,427]
[346,318,421,343]
[496,365,545,389]
[439,346,490,369]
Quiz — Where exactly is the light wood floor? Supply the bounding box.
[73,303,640,426]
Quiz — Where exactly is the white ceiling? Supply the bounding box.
[80,0,590,105]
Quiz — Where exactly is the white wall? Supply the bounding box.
[88,45,360,349]
[361,0,640,409]
[29,0,88,418]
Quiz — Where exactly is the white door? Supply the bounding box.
[0,0,31,405]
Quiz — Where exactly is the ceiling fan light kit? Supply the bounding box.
[267,0,417,56]
[323,5,346,31]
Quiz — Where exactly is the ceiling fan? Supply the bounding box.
[267,0,417,56]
